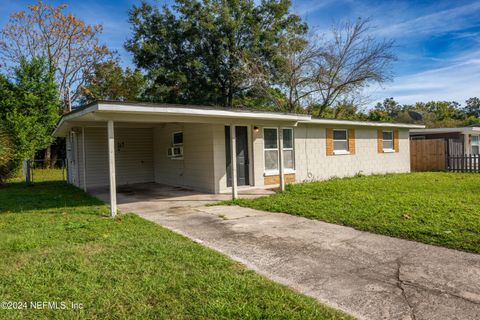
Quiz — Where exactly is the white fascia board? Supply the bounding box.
[97,103,311,121]
[52,103,99,137]
[411,127,480,135]
[299,118,425,129]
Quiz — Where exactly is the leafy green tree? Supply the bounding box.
[125,0,306,107]
[464,97,480,118]
[79,60,146,103]
[0,127,16,183]
[0,58,60,161]
[232,88,289,112]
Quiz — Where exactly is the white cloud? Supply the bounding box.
[367,51,480,105]
[376,2,480,37]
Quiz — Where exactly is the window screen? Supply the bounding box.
[333,129,348,151]
[382,131,393,150]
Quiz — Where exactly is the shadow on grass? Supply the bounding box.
[0,180,108,215]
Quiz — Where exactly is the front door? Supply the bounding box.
[225,126,250,187]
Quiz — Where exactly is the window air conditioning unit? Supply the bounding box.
[167,146,183,158]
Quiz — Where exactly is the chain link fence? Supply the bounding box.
[24,159,66,183]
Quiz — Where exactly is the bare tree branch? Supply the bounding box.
[0,1,111,109]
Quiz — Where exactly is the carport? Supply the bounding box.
[53,101,309,217]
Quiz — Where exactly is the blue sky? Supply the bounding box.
[1,0,479,107]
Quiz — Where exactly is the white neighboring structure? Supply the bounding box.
[54,101,423,216]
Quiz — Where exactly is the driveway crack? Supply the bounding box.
[396,260,417,320]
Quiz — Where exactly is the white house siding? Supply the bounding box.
[153,123,218,193]
[294,124,411,182]
[80,127,154,188]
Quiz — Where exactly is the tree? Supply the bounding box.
[79,60,146,103]
[125,0,306,107]
[464,97,480,118]
[245,19,395,114]
[0,128,16,183]
[0,58,60,161]
[367,97,401,121]
[0,1,110,108]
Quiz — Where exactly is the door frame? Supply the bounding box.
[225,125,253,189]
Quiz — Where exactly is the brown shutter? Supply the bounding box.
[377,129,383,153]
[348,129,355,154]
[326,128,333,156]
[394,129,399,152]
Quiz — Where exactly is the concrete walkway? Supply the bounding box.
[92,184,480,320]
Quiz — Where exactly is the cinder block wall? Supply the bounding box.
[294,124,411,182]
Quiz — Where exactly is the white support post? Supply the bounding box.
[278,127,285,191]
[81,127,87,192]
[230,125,238,199]
[107,120,117,217]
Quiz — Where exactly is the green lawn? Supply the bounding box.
[0,180,349,319]
[227,172,480,254]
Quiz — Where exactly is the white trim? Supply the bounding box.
[53,102,425,138]
[98,103,310,121]
[382,149,395,153]
[52,104,99,136]
[303,118,424,129]
[278,126,285,191]
[81,127,87,192]
[107,120,117,217]
[333,150,350,155]
[411,127,480,134]
[264,169,295,176]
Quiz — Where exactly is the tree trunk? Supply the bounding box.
[44,146,51,169]
[50,146,58,168]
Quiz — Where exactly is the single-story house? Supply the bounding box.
[53,101,424,216]
[410,125,480,155]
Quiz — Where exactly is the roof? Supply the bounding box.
[299,118,424,129]
[53,100,425,137]
[410,127,480,135]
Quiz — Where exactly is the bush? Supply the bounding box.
[0,128,18,183]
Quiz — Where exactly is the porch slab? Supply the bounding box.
[89,182,275,213]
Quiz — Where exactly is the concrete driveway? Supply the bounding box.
[91,183,480,320]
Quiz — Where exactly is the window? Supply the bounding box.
[282,128,294,170]
[263,128,295,173]
[173,131,183,146]
[264,128,278,172]
[382,130,394,150]
[472,136,479,155]
[333,129,348,153]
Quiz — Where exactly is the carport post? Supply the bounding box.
[278,127,285,191]
[230,125,238,199]
[107,120,117,217]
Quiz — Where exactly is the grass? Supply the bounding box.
[0,178,349,319]
[226,172,480,254]
[31,167,66,182]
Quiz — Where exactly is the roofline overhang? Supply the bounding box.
[299,118,425,129]
[410,127,480,135]
[53,101,425,137]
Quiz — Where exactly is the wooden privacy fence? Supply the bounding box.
[410,139,446,171]
[447,154,480,172]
